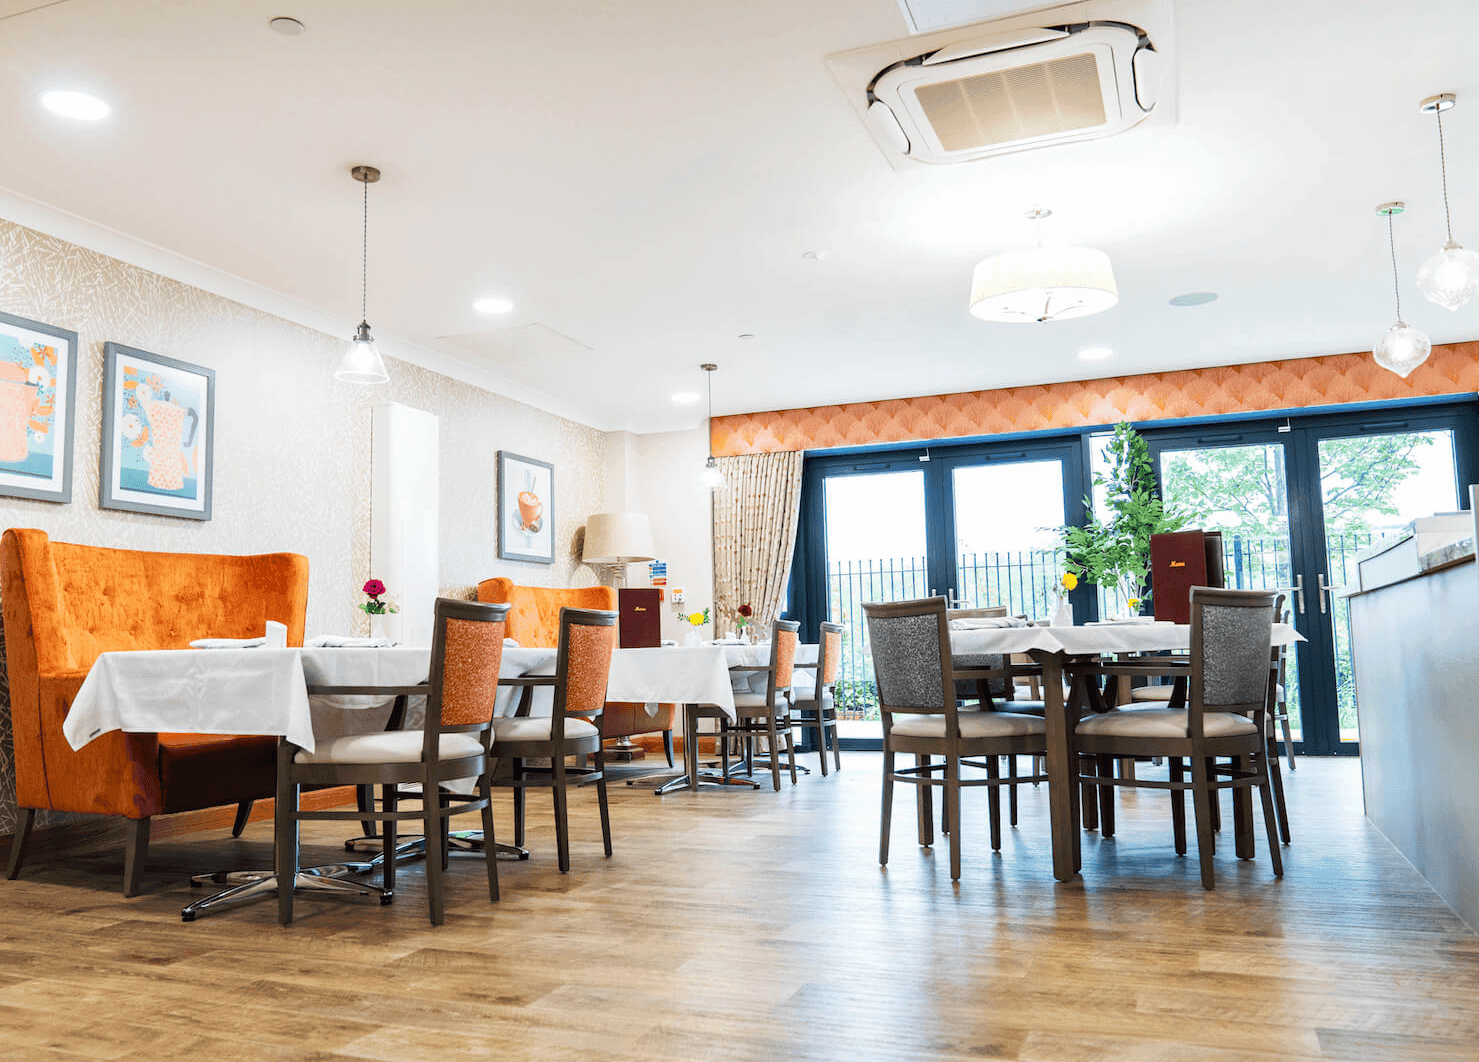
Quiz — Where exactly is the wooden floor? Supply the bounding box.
[2,755,1477,1061]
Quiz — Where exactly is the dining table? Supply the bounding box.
[61,638,739,918]
[946,619,1302,882]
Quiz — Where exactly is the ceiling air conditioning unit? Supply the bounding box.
[861,20,1162,164]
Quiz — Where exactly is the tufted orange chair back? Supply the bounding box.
[476,577,616,648]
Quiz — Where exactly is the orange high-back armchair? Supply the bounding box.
[476,578,676,765]
[1,528,309,896]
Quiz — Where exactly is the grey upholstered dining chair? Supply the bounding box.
[863,596,1047,881]
[1073,586,1284,889]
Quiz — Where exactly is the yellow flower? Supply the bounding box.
[1128,598,1140,609]
[687,611,705,626]
[1061,572,1078,591]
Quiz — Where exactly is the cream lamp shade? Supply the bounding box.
[582,512,656,565]
[969,245,1118,323]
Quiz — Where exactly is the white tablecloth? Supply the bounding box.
[63,648,316,752]
[947,621,1302,656]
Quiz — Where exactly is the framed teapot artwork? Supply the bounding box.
[99,342,214,520]
[0,310,78,505]
[497,450,554,564]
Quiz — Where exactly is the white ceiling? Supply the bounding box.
[2,0,1479,433]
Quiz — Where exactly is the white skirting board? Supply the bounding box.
[371,403,439,647]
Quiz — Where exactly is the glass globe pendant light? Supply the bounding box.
[1415,93,1479,311]
[1373,201,1431,378]
[698,363,725,491]
[335,164,390,384]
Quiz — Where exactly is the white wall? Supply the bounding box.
[620,426,714,644]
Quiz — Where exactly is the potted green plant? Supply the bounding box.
[1060,422,1185,616]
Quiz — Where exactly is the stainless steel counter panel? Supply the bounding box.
[1350,554,1479,932]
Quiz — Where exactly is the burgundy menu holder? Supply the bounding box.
[1150,530,1223,625]
[618,587,661,648]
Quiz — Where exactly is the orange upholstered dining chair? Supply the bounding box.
[488,606,618,873]
[477,577,676,765]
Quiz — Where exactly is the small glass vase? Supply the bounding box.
[370,613,387,641]
[1052,598,1074,627]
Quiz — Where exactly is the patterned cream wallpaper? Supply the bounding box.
[0,217,609,835]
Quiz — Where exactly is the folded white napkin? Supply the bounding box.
[503,638,520,647]
[712,637,745,645]
[948,617,1027,630]
[189,636,268,649]
[308,635,397,648]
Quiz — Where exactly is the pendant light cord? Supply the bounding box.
[706,368,716,459]
[1387,210,1403,320]
[1437,108,1454,243]
[361,177,369,321]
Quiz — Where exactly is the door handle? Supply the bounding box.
[1317,573,1341,615]
[1294,574,1306,616]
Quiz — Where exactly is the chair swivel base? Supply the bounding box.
[182,864,390,922]
[344,831,529,861]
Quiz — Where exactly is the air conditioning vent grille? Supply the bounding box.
[911,51,1106,152]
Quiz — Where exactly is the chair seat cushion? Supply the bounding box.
[491,715,600,743]
[1076,708,1259,739]
[1129,685,1175,702]
[891,712,1045,739]
[294,730,485,765]
[733,691,776,710]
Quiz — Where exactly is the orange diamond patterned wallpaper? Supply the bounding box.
[711,343,1479,455]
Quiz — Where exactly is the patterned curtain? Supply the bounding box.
[712,451,805,635]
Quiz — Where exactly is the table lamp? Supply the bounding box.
[582,512,656,588]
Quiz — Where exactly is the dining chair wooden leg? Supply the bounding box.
[478,774,500,902]
[440,790,452,871]
[985,755,1002,852]
[947,755,963,881]
[1257,753,1285,878]
[1096,754,1116,839]
[552,753,571,873]
[512,758,527,848]
[1232,754,1256,860]
[1280,712,1296,771]
[663,728,675,768]
[231,801,253,838]
[1206,756,1222,833]
[595,747,612,858]
[356,784,375,837]
[122,817,150,899]
[831,712,842,773]
[6,807,34,880]
[880,750,895,867]
[917,754,934,846]
[424,779,445,926]
[764,712,783,791]
[1190,755,1217,890]
[1007,755,1019,827]
[1079,755,1100,832]
[275,742,297,925]
[815,717,830,777]
[1267,738,1291,844]
[1169,756,1187,856]
[382,784,398,892]
[720,724,732,778]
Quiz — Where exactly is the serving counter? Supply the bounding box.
[1347,504,1479,931]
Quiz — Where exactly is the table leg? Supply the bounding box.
[639,704,760,794]
[1232,754,1255,859]
[1033,650,1080,881]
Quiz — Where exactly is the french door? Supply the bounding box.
[1145,403,1478,755]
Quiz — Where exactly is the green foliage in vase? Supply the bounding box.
[1060,422,1185,609]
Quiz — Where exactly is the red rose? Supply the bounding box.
[738,603,752,618]
[363,579,386,597]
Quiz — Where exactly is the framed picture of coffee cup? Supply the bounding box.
[99,342,214,520]
[497,450,554,564]
[0,310,79,504]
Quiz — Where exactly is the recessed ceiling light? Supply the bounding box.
[39,90,109,122]
[1078,346,1114,361]
[269,16,306,35]
[1169,291,1218,307]
[671,391,701,404]
[473,297,514,314]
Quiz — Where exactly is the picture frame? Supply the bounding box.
[497,450,555,563]
[99,342,215,520]
[0,310,79,504]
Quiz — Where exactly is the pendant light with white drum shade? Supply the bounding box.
[969,209,1118,323]
[1373,202,1431,378]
